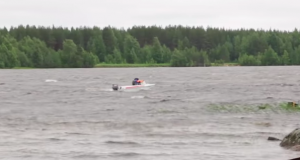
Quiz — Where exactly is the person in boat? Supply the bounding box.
[132,78,139,85]
[132,78,144,85]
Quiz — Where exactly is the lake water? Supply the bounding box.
[0,66,300,160]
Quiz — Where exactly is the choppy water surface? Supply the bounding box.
[1,66,300,160]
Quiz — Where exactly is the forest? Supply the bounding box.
[0,25,300,68]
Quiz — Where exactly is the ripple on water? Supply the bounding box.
[0,67,300,160]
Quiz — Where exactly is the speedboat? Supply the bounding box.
[112,81,155,91]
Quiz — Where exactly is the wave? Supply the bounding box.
[105,140,140,145]
[45,79,57,82]
[131,95,146,99]
[108,152,141,157]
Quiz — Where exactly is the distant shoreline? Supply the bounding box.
[94,63,240,68]
[210,63,240,67]
[2,63,242,69]
[3,63,299,69]
[94,63,171,68]
[0,25,298,69]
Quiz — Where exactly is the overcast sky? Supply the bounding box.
[0,0,298,31]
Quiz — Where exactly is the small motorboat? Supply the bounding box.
[112,79,155,91]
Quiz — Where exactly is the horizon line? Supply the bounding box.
[0,24,299,32]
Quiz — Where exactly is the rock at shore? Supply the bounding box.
[280,128,300,149]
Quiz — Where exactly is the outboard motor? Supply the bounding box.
[112,84,119,91]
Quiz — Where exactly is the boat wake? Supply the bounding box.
[85,88,114,92]
[85,80,155,93]
[131,95,146,99]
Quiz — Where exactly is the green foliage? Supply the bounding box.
[87,34,106,62]
[207,102,300,113]
[238,54,260,66]
[1,25,300,68]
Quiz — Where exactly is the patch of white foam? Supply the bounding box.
[85,88,114,92]
[131,96,145,99]
[45,79,57,82]
[101,89,114,92]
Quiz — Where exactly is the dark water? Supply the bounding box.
[0,66,300,160]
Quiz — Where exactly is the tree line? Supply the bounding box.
[0,25,300,68]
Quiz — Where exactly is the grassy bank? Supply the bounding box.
[210,62,240,66]
[94,63,171,68]
[95,62,242,68]
[5,62,242,69]
[11,67,36,69]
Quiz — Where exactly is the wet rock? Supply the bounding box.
[267,136,281,141]
[290,145,300,151]
[280,128,300,149]
[290,156,300,160]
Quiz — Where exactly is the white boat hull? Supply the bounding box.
[112,81,155,91]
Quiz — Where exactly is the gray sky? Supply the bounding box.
[0,0,298,31]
